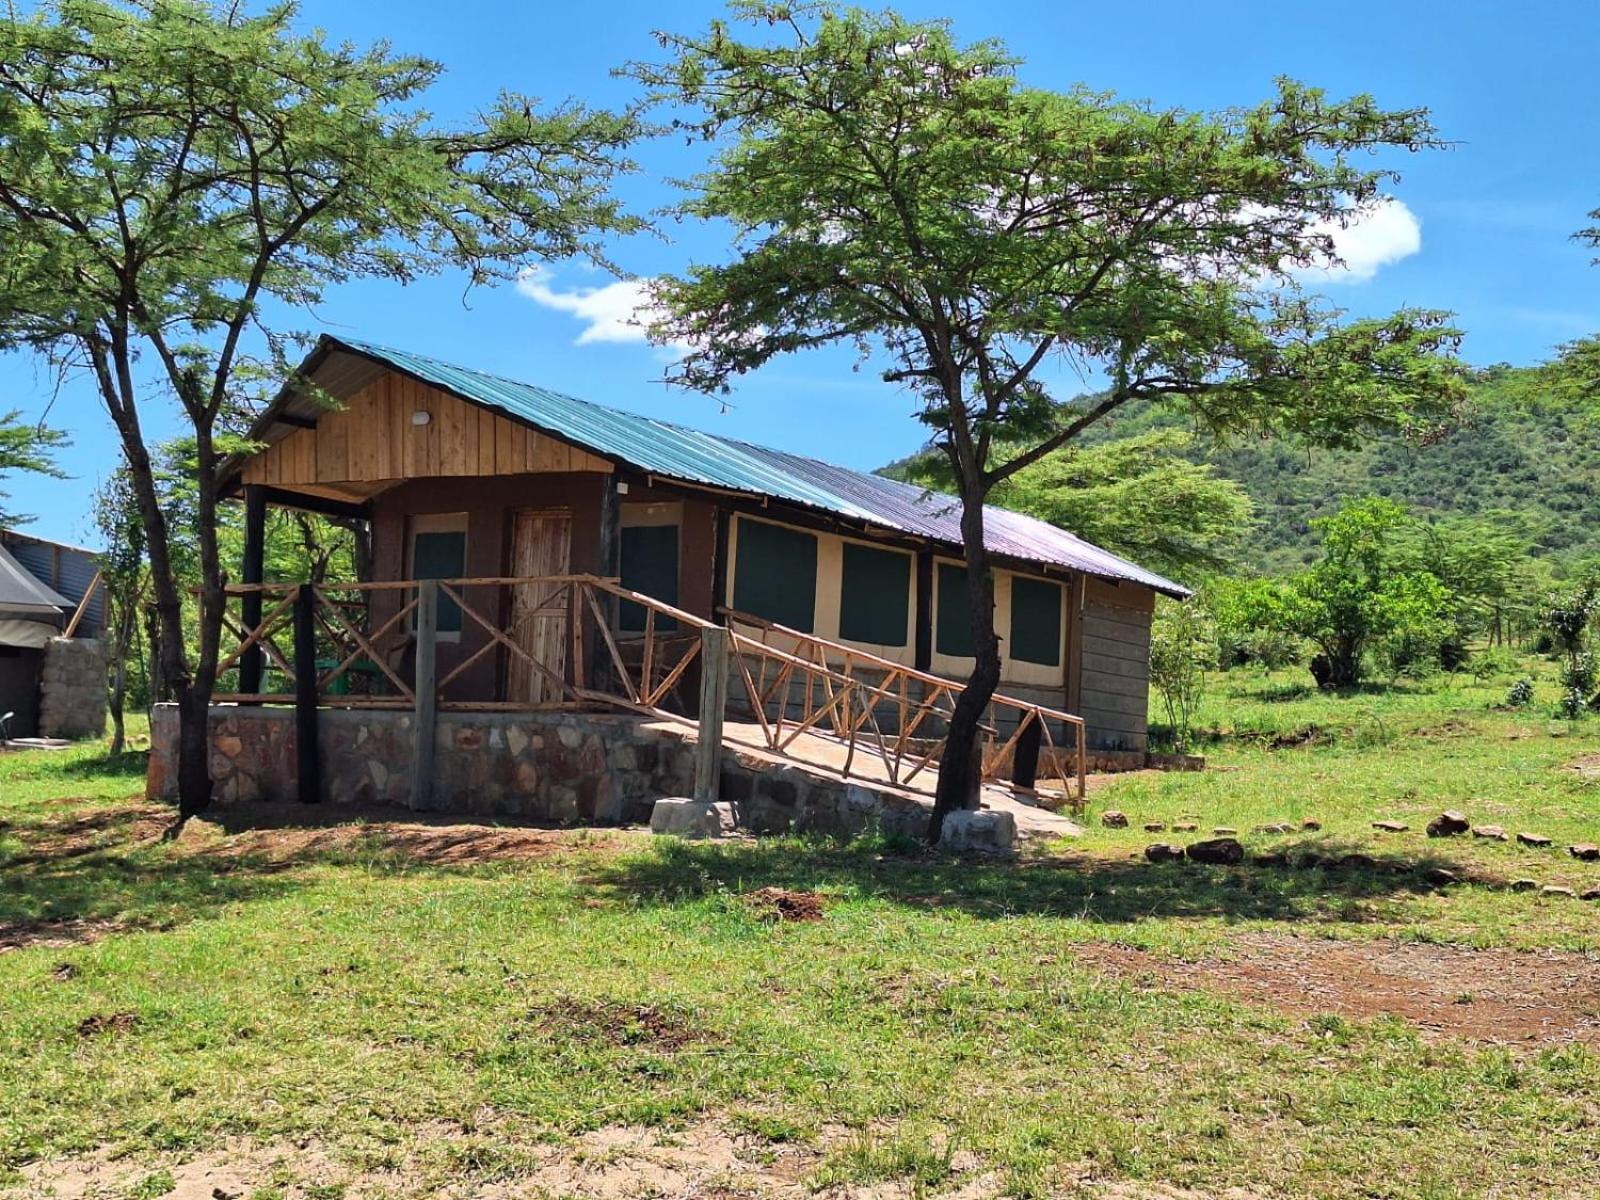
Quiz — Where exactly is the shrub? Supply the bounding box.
[1505,678,1534,708]
[1558,687,1587,720]
[1561,650,1597,697]
[1150,599,1216,753]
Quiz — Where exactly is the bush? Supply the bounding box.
[1560,650,1597,697]
[1558,687,1587,720]
[1470,647,1519,681]
[1505,678,1534,708]
[1150,599,1216,753]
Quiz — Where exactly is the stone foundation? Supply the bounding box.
[38,637,106,740]
[147,703,936,841]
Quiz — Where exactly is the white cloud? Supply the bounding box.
[1296,197,1422,284]
[516,267,686,350]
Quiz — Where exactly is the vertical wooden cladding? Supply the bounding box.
[240,371,613,490]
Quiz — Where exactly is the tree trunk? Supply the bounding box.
[108,646,128,756]
[107,596,135,756]
[929,493,1001,843]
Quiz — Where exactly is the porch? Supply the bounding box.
[196,572,1088,820]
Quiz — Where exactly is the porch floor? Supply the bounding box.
[647,717,1085,841]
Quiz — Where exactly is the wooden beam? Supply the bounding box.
[411,579,439,808]
[62,569,102,639]
[711,505,731,627]
[694,625,729,802]
[913,549,933,673]
[293,585,321,804]
[239,485,267,695]
[590,476,621,690]
[251,485,370,521]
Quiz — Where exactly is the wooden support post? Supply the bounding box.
[913,550,933,674]
[293,584,320,804]
[590,476,621,691]
[239,484,267,696]
[412,579,439,807]
[1012,712,1042,791]
[694,625,729,802]
[710,506,731,626]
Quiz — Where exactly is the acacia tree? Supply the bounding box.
[0,0,641,820]
[92,466,147,755]
[631,3,1467,837]
[0,412,67,526]
[890,427,1254,581]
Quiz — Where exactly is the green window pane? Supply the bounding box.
[619,524,679,632]
[935,562,974,658]
[412,530,465,633]
[838,542,910,646]
[732,518,816,632]
[1010,576,1062,666]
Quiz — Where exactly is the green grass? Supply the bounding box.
[1,664,1599,1198]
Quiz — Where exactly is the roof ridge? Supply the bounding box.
[324,334,1188,597]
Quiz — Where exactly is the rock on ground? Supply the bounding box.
[1185,837,1244,865]
[940,809,1016,854]
[650,799,737,839]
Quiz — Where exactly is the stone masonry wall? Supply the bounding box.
[39,637,106,740]
[147,704,936,841]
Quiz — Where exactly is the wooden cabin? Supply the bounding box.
[225,336,1187,755]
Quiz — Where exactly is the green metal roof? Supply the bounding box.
[293,337,1188,598]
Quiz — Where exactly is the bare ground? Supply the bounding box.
[1075,932,1600,1047]
[9,1118,1273,1200]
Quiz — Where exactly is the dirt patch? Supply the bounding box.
[1567,754,1600,781]
[0,917,126,956]
[4,802,170,865]
[1265,725,1325,750]
[184,802,640,868]
[744,886,827,923]
[1076,933,1600,1047]
[520,997,709,1051]
[12,1119,1005,1200]
[76,1011,138,1038]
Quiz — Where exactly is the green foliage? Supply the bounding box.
[1149,598,1216,750]
[888,429,1254,581]
[1090,348,1600,580]
[632,2,1464,811]
[1504,677,1534,708]
[0,409,66,527]
[0,0,641,810]
[1238,499,1452,688]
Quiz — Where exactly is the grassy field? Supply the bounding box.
[2,657,1599,1200]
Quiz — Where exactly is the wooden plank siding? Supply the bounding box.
[241,373,612,493]
[1077,577,1155,751]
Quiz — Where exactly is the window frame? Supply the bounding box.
[406,511,468,643]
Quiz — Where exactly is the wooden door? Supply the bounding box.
[507,508,572,704]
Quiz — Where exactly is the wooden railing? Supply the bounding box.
[213,575,1087,811]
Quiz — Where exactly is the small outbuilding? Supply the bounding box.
[0,532,87,738]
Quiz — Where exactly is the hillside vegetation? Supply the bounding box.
[1111,348,1600,575]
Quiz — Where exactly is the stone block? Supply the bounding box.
[938,809,1016,854]
[650,798,737,839]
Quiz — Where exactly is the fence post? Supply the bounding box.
[694,625,729,802]
[293,584,320,804]
[412,579,439,807]
[1013,712,1042,790]
[239,484,266,696]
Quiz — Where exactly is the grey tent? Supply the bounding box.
[0,539,69,648]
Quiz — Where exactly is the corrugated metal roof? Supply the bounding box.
[323,336,1190,598]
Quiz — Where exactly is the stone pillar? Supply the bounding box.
[38,637,107,740]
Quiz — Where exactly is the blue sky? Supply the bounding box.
[3,0,1598,546]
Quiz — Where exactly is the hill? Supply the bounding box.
[1174,359,1600,573]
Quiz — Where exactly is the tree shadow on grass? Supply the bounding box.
[593,836,1485,927]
